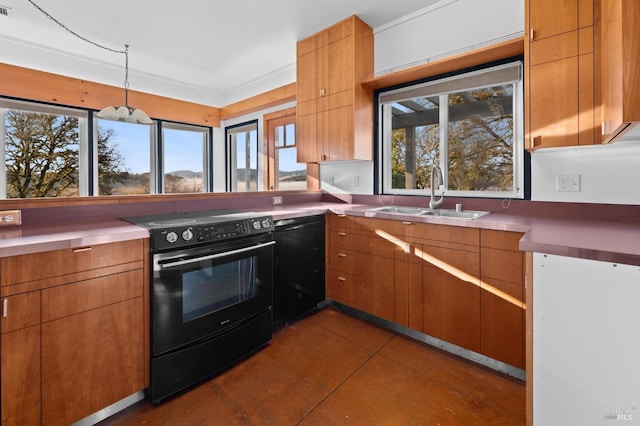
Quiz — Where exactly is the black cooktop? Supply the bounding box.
[122,209,264,229]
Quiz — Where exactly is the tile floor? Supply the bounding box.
[101,308,525,425]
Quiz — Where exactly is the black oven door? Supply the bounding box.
[152,233,274,356]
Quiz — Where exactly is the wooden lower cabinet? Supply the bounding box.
[325,215,525,370]
[1,326,41,426]
[0,240,147,425]
[41,298,144,426]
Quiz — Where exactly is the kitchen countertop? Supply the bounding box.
[1,200,639,266]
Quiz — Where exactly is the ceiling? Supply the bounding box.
[0,0,441,106]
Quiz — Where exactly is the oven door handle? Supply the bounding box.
[159,240,276,268]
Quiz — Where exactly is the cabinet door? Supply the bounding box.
[529,56,579,148]
[328,34,353,95]
[395,244,423,331]
[41,298,144,426]
[1,291,40,333]
[422,246,480,352]
[529,0,578,41]
[1,326,41,426]
[355,253,395,322]
[297,48,319,105]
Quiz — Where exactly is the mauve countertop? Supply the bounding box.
[1,195,639,266]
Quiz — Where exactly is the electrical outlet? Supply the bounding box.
[0,210,21,226]
[272,196,283,206]
[556,174,581,192]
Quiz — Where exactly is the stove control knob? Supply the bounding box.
[166,231,178,243]
[262,219,271,228]
[182,228,194,241]
[252,220,261,230]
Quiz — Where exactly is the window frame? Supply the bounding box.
[377,60,525,199]
[264,108,306,191]
[225,120,259,192]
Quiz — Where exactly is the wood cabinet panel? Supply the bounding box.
[529,0,578,40]
[328,228,355,251]
[326,269,355,305]
[41,298,144,426]
[1,291,40,333]
[480,229,523,251]
[395,247,423,331]
[41,269,143,322]
[0,239,144,286]
[529,31,578,66]
[1,326,41,426]
[481,278,524,369]
[354,234,396,259]
[326,213,356,230]
[481,247,524,284]
[407,223,479,247]
[355,254,395,322]
[328,249,355,276]
[529,56,580,148]
[600,0,640,142]
[423,260,481,352]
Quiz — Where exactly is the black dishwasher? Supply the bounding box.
[273,215,325,329]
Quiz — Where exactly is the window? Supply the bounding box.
[378,61,524,199]
[0,98,213,199]
[162,123,209,194]
[1,99,86,198]
[226,121,259,192]
[265,112,306,190]
[96,120,155,195]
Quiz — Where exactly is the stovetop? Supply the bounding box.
[122,209,274,251]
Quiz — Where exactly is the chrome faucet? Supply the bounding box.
[429,165,444,209]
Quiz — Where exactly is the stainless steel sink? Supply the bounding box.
[420,209,489,219]
[366,206,489,220]
[366,206,432,215]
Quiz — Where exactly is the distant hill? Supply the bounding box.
[167,170,202,179]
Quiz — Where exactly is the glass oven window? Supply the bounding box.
[182,256,258,322]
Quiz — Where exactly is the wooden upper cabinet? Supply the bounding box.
[525,0,597,149]
[600,0,640,143]
[296,15,374,163]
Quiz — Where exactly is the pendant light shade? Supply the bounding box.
[96,45,153,124]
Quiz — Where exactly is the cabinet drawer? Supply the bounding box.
[328,249,355,275]
[1,291,41,333]
[326,213,356,229]
[1,239,144,286]
[408,223,479,247]
[480,230,523,251]
[326,270,355,305]
[328,229,355,250]
[354,234,396,258]
[41,269,144,322]
[481,247,524,285]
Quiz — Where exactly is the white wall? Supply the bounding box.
[374,0,524,76]
[531,141,640,205]
[319,161,374,194]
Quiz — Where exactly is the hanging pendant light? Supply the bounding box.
[25,0,152,124]
[97,45,153,124]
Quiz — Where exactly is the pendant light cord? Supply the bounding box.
[26,0,126,54]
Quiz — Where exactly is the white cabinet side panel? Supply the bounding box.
[533,253,640,425]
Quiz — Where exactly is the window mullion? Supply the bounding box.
[439,93,449,191]
[0,108,6,199]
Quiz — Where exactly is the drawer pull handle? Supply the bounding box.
[337,214,346,218]
[338,253,347,258]
[73,247,93,253]
[530,28,534,41]
[337,277,347,282]
[2,299,7,318]
[338,232,346,236]
[402,221,413,225]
